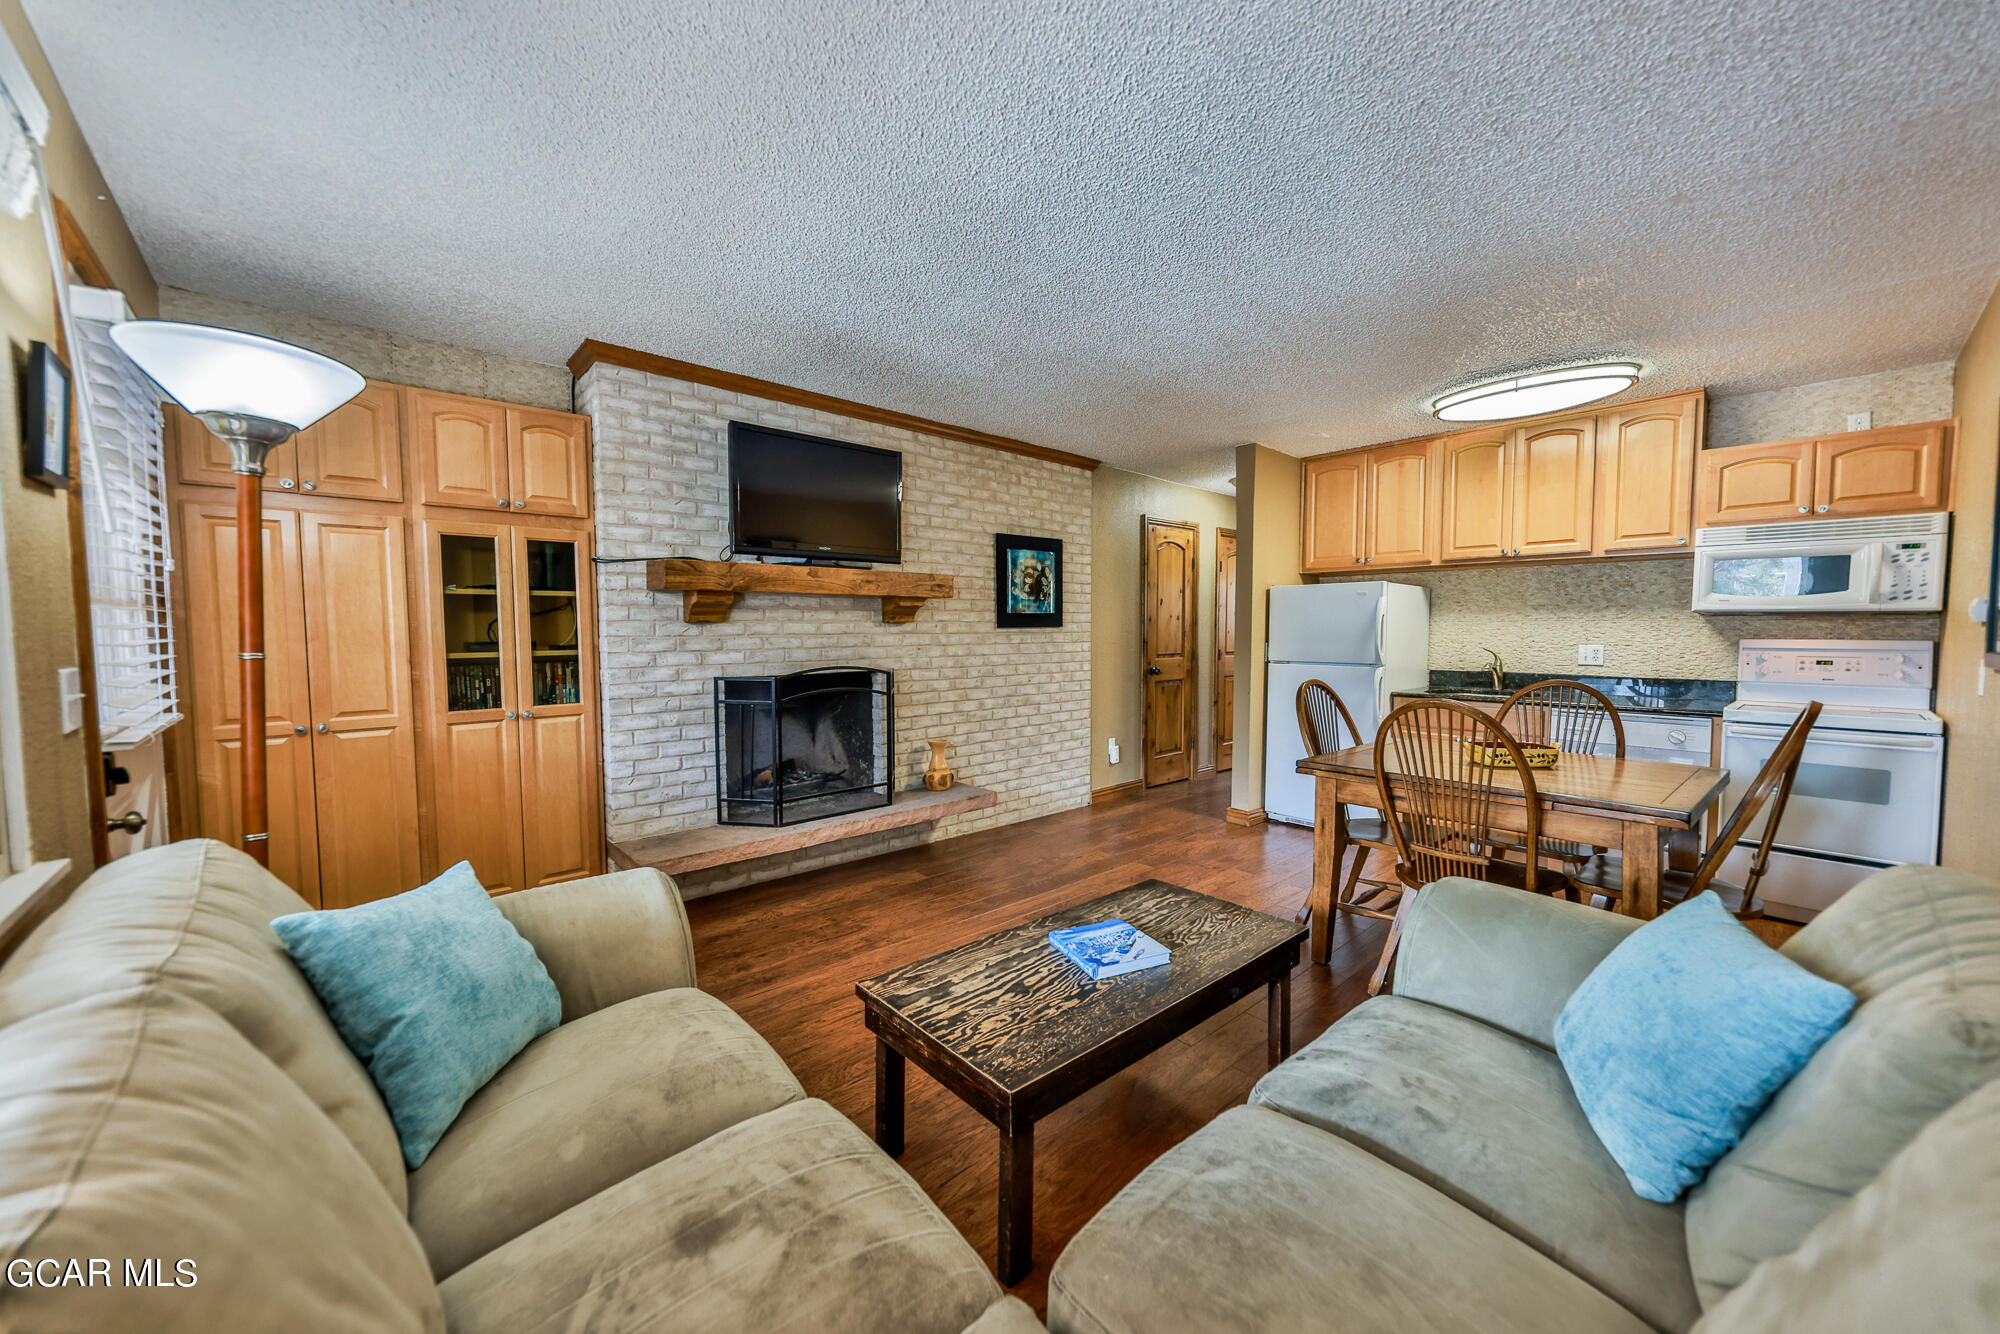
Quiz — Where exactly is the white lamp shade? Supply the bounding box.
[109,321,363,431]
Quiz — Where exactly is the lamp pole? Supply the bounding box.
[204,411,295,866]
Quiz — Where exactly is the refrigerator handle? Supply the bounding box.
[1375,604,1387,667]
[1374,667,1388,721]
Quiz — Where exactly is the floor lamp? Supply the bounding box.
[109,322,362,866]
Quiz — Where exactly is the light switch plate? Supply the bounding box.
[1107,737,1120,765]
[1578,644,1606,666]
[1846,411,1872,432]
[57,666,84,734]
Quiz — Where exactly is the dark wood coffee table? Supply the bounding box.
[854,880,1306,1284]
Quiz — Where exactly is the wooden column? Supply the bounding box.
[236,473,269,866]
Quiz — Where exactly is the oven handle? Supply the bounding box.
[1723,724,1940,752]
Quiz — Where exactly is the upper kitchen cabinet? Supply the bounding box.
[1510,416,1595,557]
[1301,452,1367,571]
[1365,440,1438,565]
[413,389,592,519]
[170,380,402,500]
[1697,420,1953,527]
[1596,392,1701,553]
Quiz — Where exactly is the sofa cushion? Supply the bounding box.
[1251,995,1700,1332]
[409,986,805,1277]
[438,1098,1002,1334]
[0,986,443,1333]
[1048,1105,1653,1334]
[1690,1078,2000,1334]
[0,839,407,1208]
[1685,865,2000,1306]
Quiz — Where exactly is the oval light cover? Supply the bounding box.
[1433,363,1641,422]
[109,321,363,431]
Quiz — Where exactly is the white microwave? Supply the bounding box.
[1692,512,1948,614]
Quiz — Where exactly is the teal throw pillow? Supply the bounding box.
[1554,891,1854,1203]
[272,862,561,1169]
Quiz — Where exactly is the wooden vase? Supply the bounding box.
[923,739,955,791]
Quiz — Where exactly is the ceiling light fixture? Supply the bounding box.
[1432,362,1641,422]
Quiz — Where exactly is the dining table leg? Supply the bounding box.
[1309,775,1344,965]
[1620,821,1663,919]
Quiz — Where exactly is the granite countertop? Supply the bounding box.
[1400,671,1737,718]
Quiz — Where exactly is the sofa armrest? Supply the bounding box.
[1391,878,1641,1050]
[963,1295,1047,1334]
[494,868,697,1022]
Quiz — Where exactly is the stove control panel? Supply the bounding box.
[1739,640,1934,688]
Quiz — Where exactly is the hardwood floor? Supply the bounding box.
[684,771,1390,1313]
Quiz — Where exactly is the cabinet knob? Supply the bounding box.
[497,499,510,509]
[315,723,328,734]
[505,711,517,720]
[1677,537,1687,545]
[513,500,525,509]
[1817,504,1829,513]
[278,478,296,490]
[523,710,535,719]
[302,480,317,491]
[1798,506,1809,513]
[293,724,306,735]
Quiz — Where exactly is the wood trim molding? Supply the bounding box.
[1225,806,1267,827]
[567,339,1100,472]
[53,199,116,289]
[1090,779,1144,804]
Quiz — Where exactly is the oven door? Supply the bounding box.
[1719,722,1942,865]
[1693,542,1881,613]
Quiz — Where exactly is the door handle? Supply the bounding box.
[106,811,146,835]
[1147,666,1162,676]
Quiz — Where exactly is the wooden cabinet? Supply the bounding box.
[413,390,592,518]
[1597,395,1700,553]
[1439,428,1511,562]
[1511,417,1595,557]
[415,521,602,894]
[169,381,402,501]
[1697,421,1952,527]
[1366,440,1439,565]
[1301,453,1366,571]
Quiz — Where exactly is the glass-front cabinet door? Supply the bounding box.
[512,529,601,887]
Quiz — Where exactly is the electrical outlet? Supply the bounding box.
[1578,644,1605,667]
[1107,737,1120,765]
[1846,411,1872,432]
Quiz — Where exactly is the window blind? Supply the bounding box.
[70,285,181,748]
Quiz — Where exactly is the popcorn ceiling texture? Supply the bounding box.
[582,364,1092,896]
[156,289,571,411]
[40,2,2000,490]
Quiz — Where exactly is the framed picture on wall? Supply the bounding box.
[995,533,1063,628]
[21,342,71,490]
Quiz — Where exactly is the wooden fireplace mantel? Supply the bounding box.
[646,558,955,623]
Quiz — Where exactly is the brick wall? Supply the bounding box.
[580,364,1093,895]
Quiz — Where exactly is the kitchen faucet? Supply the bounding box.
[1480,647,1505,693]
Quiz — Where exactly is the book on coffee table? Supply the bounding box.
[1048,918,1171,980]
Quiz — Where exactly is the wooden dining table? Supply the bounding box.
[1297,745,1731,965]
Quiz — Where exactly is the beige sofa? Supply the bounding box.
[1048,866,2000,1334]
[0,840,1042,1334]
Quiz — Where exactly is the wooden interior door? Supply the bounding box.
[298,510,422,908]
[1697,441,1813,526]
[511,528,602,887]
[1213,528,1236,773]
[1509,417,1596,557]
[1141,517,1199,787]
[177,501,320,902]
[1301,454,1366,571]
[411,389,511,512]
[168,405,301,493]
[1439,428,1511,561]
[299,381,404,503]
[508,409,591,519]
[417,520,526,893]
[1596,395,1699,553]
[1813,424,1948,517]
[1366,440,1437,566]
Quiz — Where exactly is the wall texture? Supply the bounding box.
[581,362,1092,895]
[157,288,571,410]
[1708,361,1954,449]
[1228,442,1301,815]
[1090,468,1234,791]
[1936,282,2000,871]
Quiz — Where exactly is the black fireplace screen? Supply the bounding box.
[714,668,894,827]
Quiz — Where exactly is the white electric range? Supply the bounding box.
[1719,639,1943,921]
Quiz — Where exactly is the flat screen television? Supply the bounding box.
[728,422,902,564]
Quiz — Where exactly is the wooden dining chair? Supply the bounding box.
[1367,699,1575,993]
[1294,680,1400,928]
[1497,679,1626,870]
[1570,701,1822,921]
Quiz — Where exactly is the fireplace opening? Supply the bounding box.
[714,667,894,826]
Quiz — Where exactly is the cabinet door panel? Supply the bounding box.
[508,408,590,518]
[1597,397,1699,553]
[1697,441,1813,526]
[412,389,510,511]
[211,732,320,901]
[1814,425,1947,517]
[169,405,300,492]
[298,511,421,906]
[301,381,403,503]
[1367,442,1437,566]
[511,528,601,882]
[1439,430,1510,562]
[519,712,595,887]
[1511,418,1595,557]
[1301,454,1366,571]
[433,716,525,896]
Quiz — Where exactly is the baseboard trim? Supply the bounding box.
[1225,806,1267,828]
[1090,780,1144,804]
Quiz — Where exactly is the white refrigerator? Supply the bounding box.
[1262,582,1429,827]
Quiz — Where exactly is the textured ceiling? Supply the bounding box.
[27,0,2000,490]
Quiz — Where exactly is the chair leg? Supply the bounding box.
[1367,884,1420,997]
[1340,845,1368,906]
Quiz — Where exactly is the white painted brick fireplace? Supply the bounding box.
[580,363,1093,894]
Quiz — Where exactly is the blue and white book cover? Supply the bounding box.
[1048,919,1171,980]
